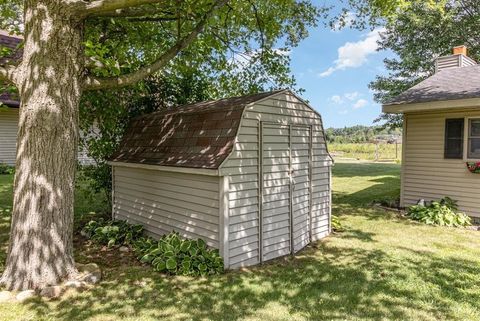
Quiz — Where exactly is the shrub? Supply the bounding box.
[82,220,224,276]
[0,163,15,175]
[82,219,144,247]
[331,215,344,232]
[133,232,224,276]
[407,197,471,227]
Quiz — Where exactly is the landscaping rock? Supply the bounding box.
[16,290,36,302]
[0,290,14,303]
[119,246,129,252]
[64,280,87,289]
[77,263,101,284]
[40,286,64,299]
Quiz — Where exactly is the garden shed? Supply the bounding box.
[109,89,333,269]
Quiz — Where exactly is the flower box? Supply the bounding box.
[466,162,480,174]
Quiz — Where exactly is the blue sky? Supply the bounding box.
[288,13,390,128]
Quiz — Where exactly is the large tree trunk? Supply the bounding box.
[0,1,84,291]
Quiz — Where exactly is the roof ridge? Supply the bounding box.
[135,89,286,120]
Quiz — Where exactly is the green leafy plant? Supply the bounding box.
[331,215,345,232]
[407,197,471,227]
[82,220,224,276]
[82,219,144,247]
[0,163,15,175]
[133,232,224,276]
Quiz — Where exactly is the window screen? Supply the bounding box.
[468,119,480,159]
[444,118,464,159]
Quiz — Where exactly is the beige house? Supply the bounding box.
[383,46,480,220]
[0,30,94,166]
[109,89,333,268]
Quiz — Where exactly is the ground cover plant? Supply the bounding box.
[407,197,472,227]
[135,233,224,276]
[82,219,144,248]
[82,219,224,276]
[1,161,480,321]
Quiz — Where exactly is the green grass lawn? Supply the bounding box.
[329,142,402,161]
[1,162,480,321]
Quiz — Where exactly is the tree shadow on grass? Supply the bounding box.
[18,238,480,321]
[333,176,400,208]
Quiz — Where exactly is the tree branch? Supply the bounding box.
[89,5,172,18]
[0,64,18,84]
[84,0,229,90]
[81,0,166,18]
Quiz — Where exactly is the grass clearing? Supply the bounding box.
[329,142,402,161]
[1,162,480,321]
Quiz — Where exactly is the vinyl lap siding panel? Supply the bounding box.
[0,108,18,166]
[0,108,95,166]
[113,166,221,248]
[403,110,480,218]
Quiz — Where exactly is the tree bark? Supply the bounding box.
[0,1,84,290]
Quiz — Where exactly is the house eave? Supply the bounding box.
[107,161,220,176]
[382,97,480,114]
[0,100,20,108]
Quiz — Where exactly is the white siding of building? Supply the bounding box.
[435,54,477,72]
[402,109,480,218]
[220,91,332,268]
[0,107,18,166]
[0,107,95,166]
[113,166,221,248]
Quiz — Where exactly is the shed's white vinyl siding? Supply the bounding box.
[113,166,221,248]
[403,109,480,218]
[0,107,95,166]
[0,108,18,165]
[220,91,332,268]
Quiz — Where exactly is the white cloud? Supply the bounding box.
[330,95,343,104]
[319,27,385,77]
[339,110,349,115]
[329,91,360,105]
[344,92,359,101]
[353,99,368,109]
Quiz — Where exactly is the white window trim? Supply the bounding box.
[463,116,480,161]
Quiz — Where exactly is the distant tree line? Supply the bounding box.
[325,125,401,144]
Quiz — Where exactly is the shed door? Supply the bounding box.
[260,123,311,262]
[291,125,311,253]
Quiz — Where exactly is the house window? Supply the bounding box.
[444,118,464,159]
[468,119,480,159]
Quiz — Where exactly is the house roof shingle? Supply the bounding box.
[0,30,22,107]
[110,90,285,169]
[385,65,480,106]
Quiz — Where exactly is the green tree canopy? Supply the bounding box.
[369,0,480,127]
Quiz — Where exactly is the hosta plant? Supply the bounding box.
[133,232,224,276]
[82,219,144,247]
[331,215,345,232]
[407,197,471,227]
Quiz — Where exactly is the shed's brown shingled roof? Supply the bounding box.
[110,90,285,169]
[0,31,22,107]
